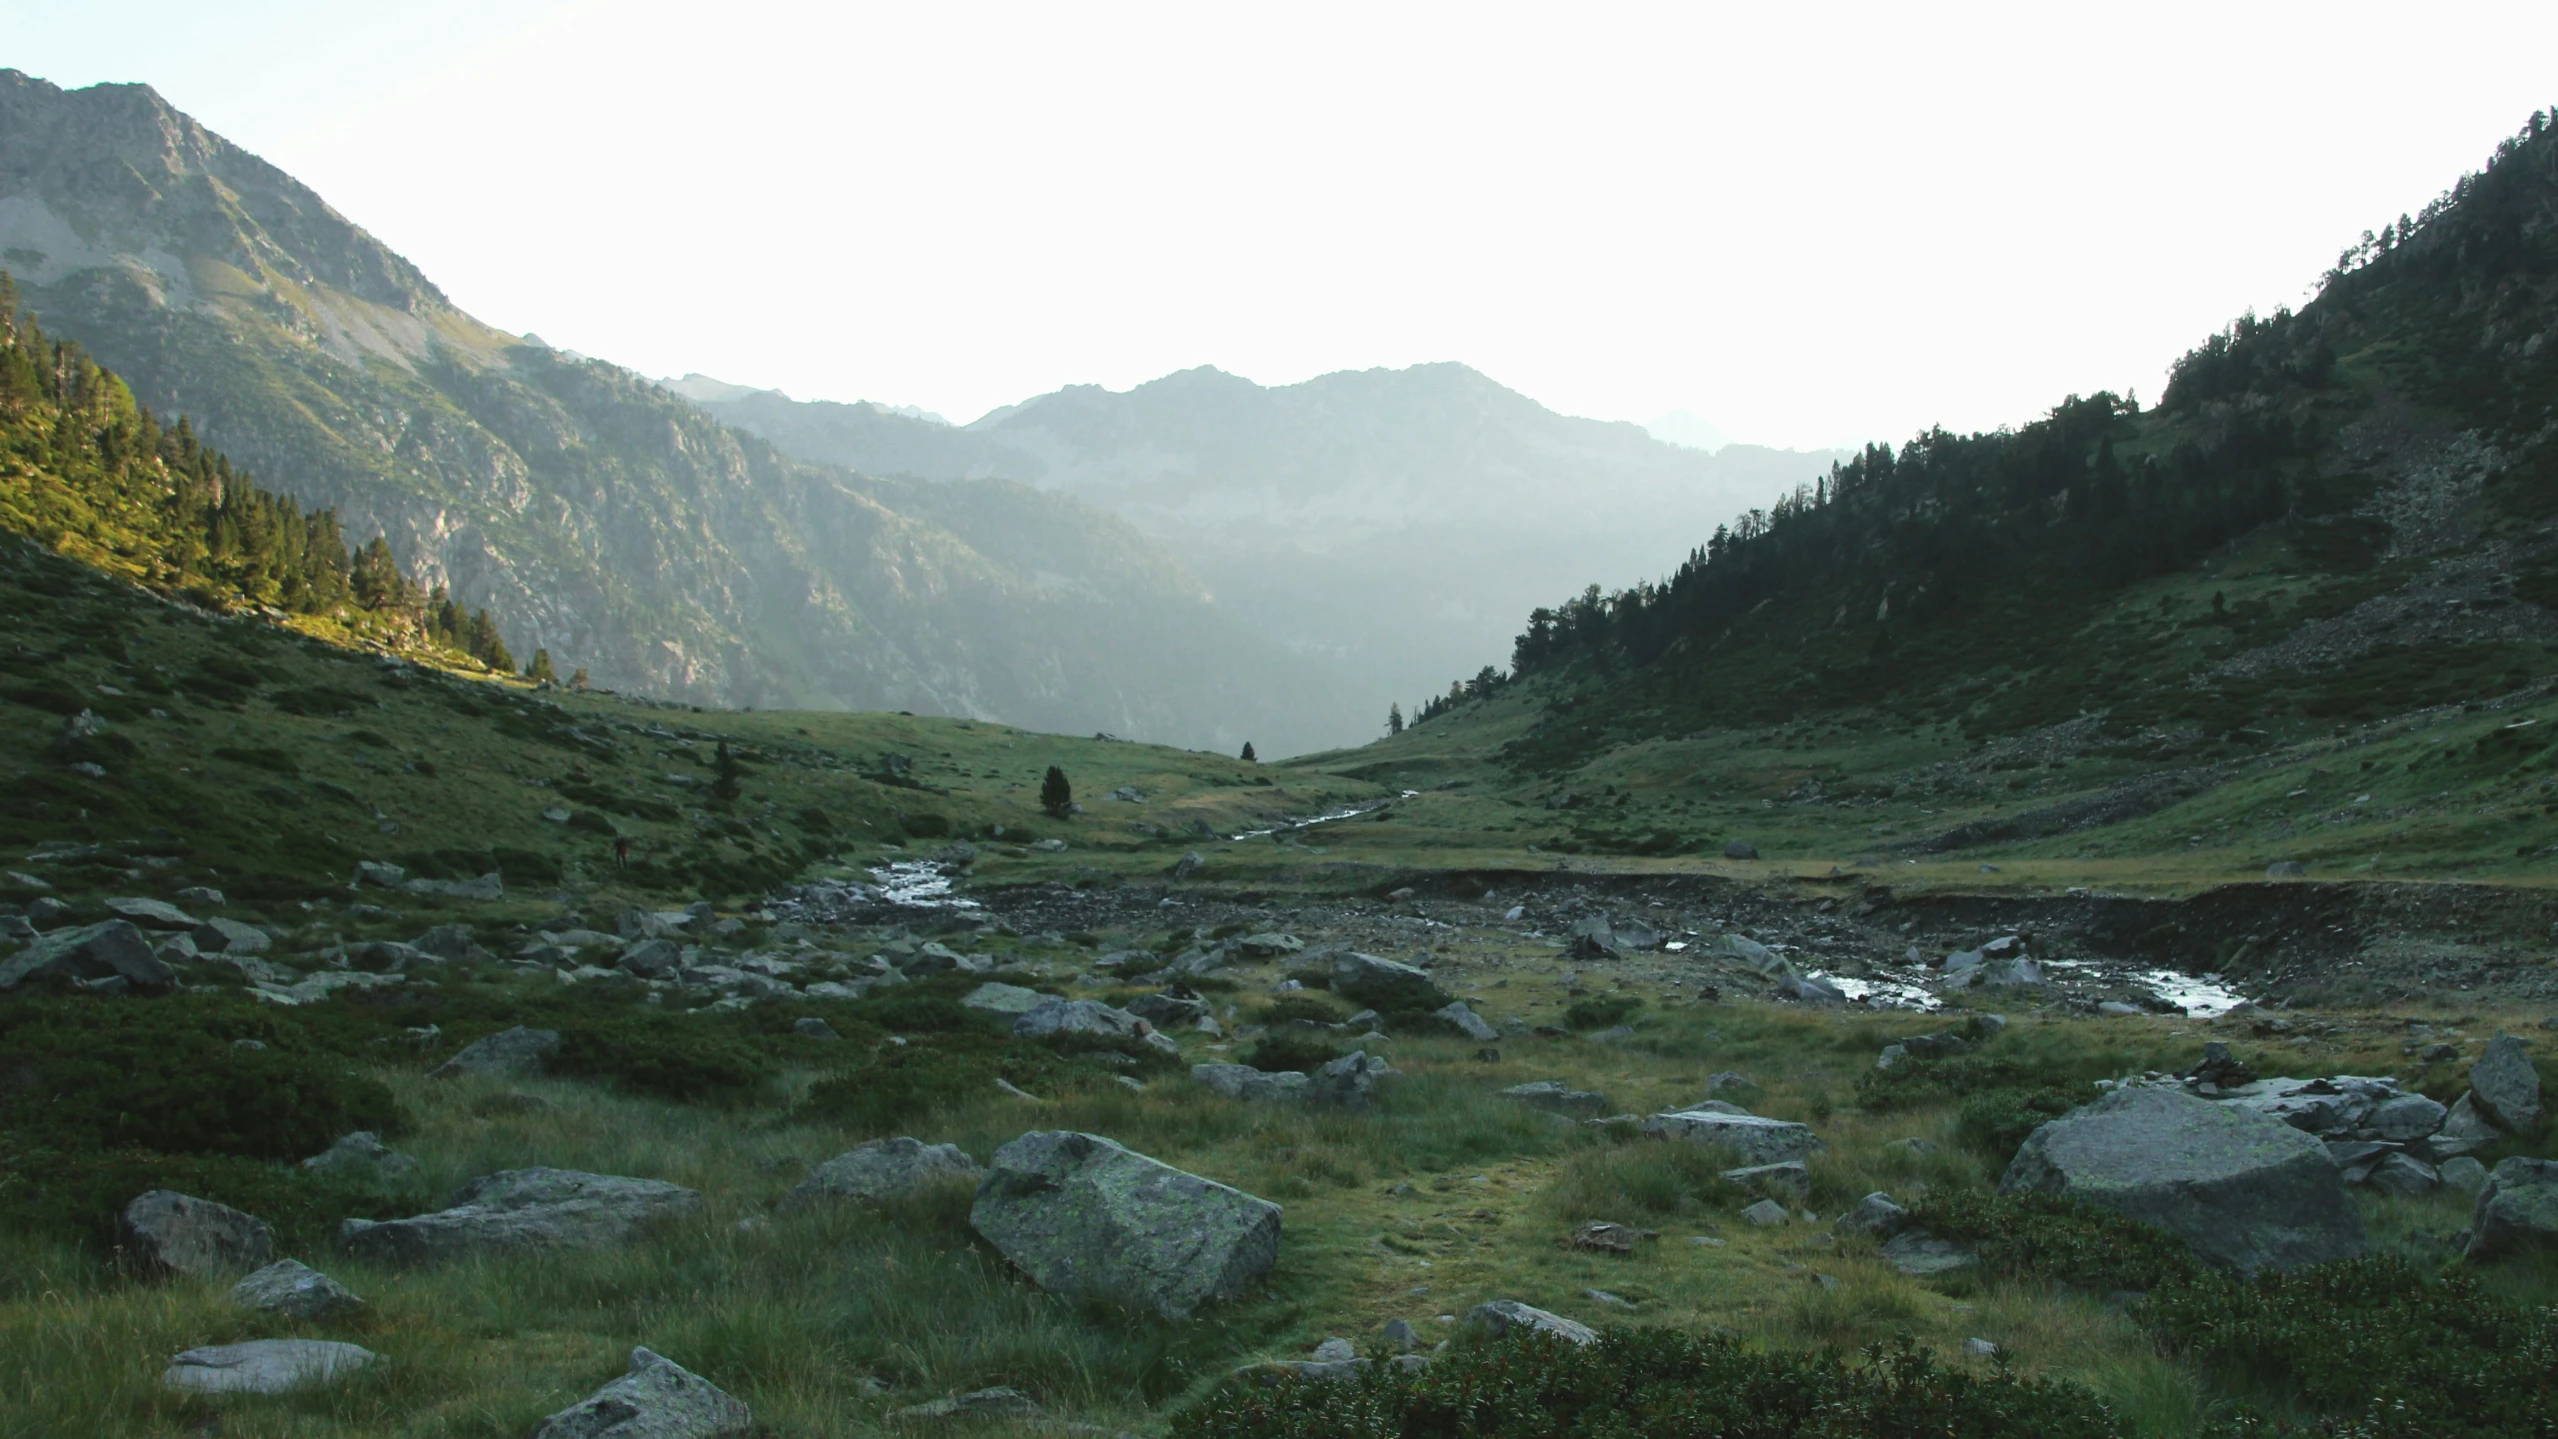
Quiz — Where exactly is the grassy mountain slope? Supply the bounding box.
[689,363,1850,747]
[1311,110,2558,881]
[0,69,1337,754]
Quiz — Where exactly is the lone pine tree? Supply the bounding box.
[1041,765,1073,818]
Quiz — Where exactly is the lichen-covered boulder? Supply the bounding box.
[339,1168,701,1266]
[969,1130,1280,1319]
[2001,1085,2363,1274]
[1309,1050,1396,1111]
[786,1138,982,1208]
[229,1258,365,1321]
[2464,1157,2558,1262]
[530,1348,752,1438]
[429,1025,561,1080]
[1642,1109,1823,1166]
[121,1190,273,1277]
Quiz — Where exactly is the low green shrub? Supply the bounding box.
[796,1034,1085,1132]
[1169,1329,2127,1439]
[1909,1191,2201,1294]
[550,1013,776,1105]
[1252,996,1344,1027]
[1562,994,1641,1030]
[1954,1084,2083,1160]
[1240,1033,1346,1074]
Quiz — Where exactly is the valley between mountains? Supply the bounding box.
[7,67,2558,1439]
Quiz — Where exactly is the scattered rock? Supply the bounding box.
[1723,1161,1810,1196]
[1128,986,1213,1027]
[164,1339,376,1396]
[2366,1152,2441,1198]
[1498,1080,1610,1114]
[1643,1109,1824,1166]
[1564,1220,1658,1252]
[1381,1318,1421,1351]
[302,1131,420,1182]
[1232,932,1303,959]
[793,1016,843,1041]
[2470,1034,2544,1131]
[890,1387,1043,1423]
[1309,1050,1396,1111]
[190,917,272,955]
[1722,841,1759,860]
[1964,1337,2000,1359]
[1467,1299,1598,1345]
[969,1130,1281,1319]
[1836,1192,1913,1238]
[1014,998,1179,1055]
[353,860,406,888]
[121,1190,273,1278]
[1741,1199,1791,1227]
[1329,951,1435,1005]
[529,1347,753,1438]
[229,1258,365,1321]
[2440,1155,2490,1193]
[1192,1064,1311,1103]
[2432,1092,2503,1158]
[0,919,175,992]
[2001,1085,2364,1273]
[2265,861,2307,879]
[1435,1001,1500,1041]
[105,896,197,929]
[1881,1230,1980,1276]
[177,886,224,906]
[2464,1157,2558,1262]
[340,1168,703,1266]
[1777,972,1846,1006]
[961,982,1047,1017]
[787,1138,982,1207]
[617,938,682,977]
[428,1025,562,1080]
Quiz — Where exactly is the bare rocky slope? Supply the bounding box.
[0,70,1338,756]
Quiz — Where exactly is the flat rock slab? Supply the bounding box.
[2001,1084,2363,1274]
[0,919,174,992]
[531,1347,752,1439]
[230,1258,365,1320]
[1643,1110,1824,1166]
[890,1387,1044,1422]
[1468,1300,1597,1345]
[961,982,1046,1016]
[106,896,198,929]
[970,1130,1280,1320]
[788,1138,983,1207]
[164,1339,375,1395]
[340,1167,702,1266]
[1881,1230,1979,1276]
[122,1190,273,1278]
[1500,1081,1610,1114]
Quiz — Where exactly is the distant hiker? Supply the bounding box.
[613,837,631,869]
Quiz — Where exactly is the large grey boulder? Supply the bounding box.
[1642,1110,1824,1166]
[530,1348,753,1439]
[121,1190,273,1277]
[164,1340,375,1395]
[2464,1157,2558,1262]
[2471,1035,2544,1131]
[969,1130,1281,1319]
[1467,1300,1597,1345]
[2001,1085,2363,1274]
[339,1168,703,1266]
[229,1258,365,1320]
[0,919,174,992]
[1309,1051,1396,1111]
[962,981,1047,1016]
[1435,1002,1500,1041]
[2429,1092,2502,1159]
[429,1025,562,1080]
[1192,1064,1311,1103]
[1329,951,1435,1005]
[787,1138,982,1207]
[1013,998,1178,1055]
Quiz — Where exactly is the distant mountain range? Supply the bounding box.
[675,365,1848,734]
[0,69,1343,755]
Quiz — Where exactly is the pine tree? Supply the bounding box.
[711,740,743,802]
[1240,741,1257,763]
[1040,765,1073,818]
[527,648,557,684]
[1387,703,1404,736]
[570,667,590,690]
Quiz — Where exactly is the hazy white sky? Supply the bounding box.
[10,2,2558,450]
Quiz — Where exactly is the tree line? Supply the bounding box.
[0,273,536,677]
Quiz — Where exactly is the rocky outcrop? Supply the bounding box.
[339,1168,702,1266]
[121,1190,273,1278]
[229,1259,365,1321]
[2002,1085,2363,1274]
[968,1131,1280,1319]
[163,1340,375,1396]
[1642,1110,1823,1166]
[1013,998,1178,1055]
[0,919,173,992]
[529,1348,753,1439]
[786,1138,982,1207]
[429,1025,561,1080]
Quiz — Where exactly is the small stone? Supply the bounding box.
[1565,1220,1658,1252]
[1964,1337,1999,1358]
[164,1339,376,1395]
[1741,1199,1790,1227]
[890,1387,1042,1423]
[1881,1230,1980,1276]
[2439,1155,2489,1193]
[302,1131,420,1182]
[1836,1191,1912,1238]
[1467,1299,1598,1345]
[1382,1318,1421,1351]
[1584,1288,1637,1308]
[793,1017,842,1041]
[429,1025,561,1080]
[530,1347,753,1437]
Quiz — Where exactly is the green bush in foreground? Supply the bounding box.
[1911,1191,2201,1294]
[1170,1329,2126,1439]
